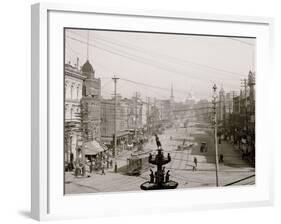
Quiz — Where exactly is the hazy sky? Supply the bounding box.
[65,29,255,102]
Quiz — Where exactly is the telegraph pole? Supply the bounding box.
[112,75,119,158]
[147,97,150,134]
[212,84,219,187]
[232,91,235,111]
[135,92,138,128]
[241,78,248,131]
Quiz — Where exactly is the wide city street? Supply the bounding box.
[65,117,255,194]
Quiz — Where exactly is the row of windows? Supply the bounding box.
[65,82,82,100]
[65,105,80,120]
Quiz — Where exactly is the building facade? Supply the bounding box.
[100,98,124,141]
[64,62,86,164]
[80,60,101,142]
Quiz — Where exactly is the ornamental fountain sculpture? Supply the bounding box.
[140,136,178,190]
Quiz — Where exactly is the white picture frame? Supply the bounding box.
[31,2,274,221]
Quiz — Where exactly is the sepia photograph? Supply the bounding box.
[63,28,256,194]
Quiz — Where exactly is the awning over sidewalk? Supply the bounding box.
[82,140,107,155]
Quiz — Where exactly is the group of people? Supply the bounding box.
[218,128,255,164]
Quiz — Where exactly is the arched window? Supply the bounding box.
[65,104,69,119]
[70,84,74,99]
[70,106,73,120]
[76,84,80,99]
[65,81,69,99]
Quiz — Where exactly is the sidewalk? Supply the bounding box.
[218,140,252,168]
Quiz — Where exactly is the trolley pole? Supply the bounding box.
[112,75,119,158]
[212,84,220,187]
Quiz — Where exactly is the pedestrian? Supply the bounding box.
[89,159,93,173]
[167,153,171,161]
[114,162,118,173]
[219,154,224,163]
[149,169,154,183]
[193,157,198,167]
[69,152,74,171]
[192,165,196,172]
[155,134,162,149]
[101,161,106,175]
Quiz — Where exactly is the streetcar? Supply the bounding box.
[126,150,151,176]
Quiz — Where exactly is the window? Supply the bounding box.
[77,84,80,99]
[70,84,74,99]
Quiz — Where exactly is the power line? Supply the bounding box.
[91,38,244,83]
[68,30,245,77]
[120,78,190,95]
[65,35,242,85]
[94,33,245,77]
[66,40,195,98]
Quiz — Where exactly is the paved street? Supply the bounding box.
[65,118,255,194]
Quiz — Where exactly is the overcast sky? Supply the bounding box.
[65,29,255,102]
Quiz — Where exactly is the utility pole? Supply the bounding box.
[112,75,119,158]
[135,92,138,129]
[241,78,248,131]
[248,71,255,116]
[231,91,235,128]
[212,84,219,187]
[86,30,89,60]
[232,91,235,113]
[147,97,150,134]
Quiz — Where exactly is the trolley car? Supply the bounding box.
[126,150,151,176]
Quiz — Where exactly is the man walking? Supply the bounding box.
[155,134,162,149]
[193,157,198,168]
[101,161,106,175]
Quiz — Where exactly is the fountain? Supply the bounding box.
[140,148,178,190]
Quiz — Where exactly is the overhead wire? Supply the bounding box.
[67,29,246,78]
[65,34,244,87]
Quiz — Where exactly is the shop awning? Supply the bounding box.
[82,140,107,155]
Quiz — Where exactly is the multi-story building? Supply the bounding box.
[131,94,143,129]
[100,94,145,146]
[80,60,101,142]
[64,61,86,164]
[101,98,121,140]
[100,97,130,145]
[194,99,212,123]
[160,99,172,122]
[64,58,103,166]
